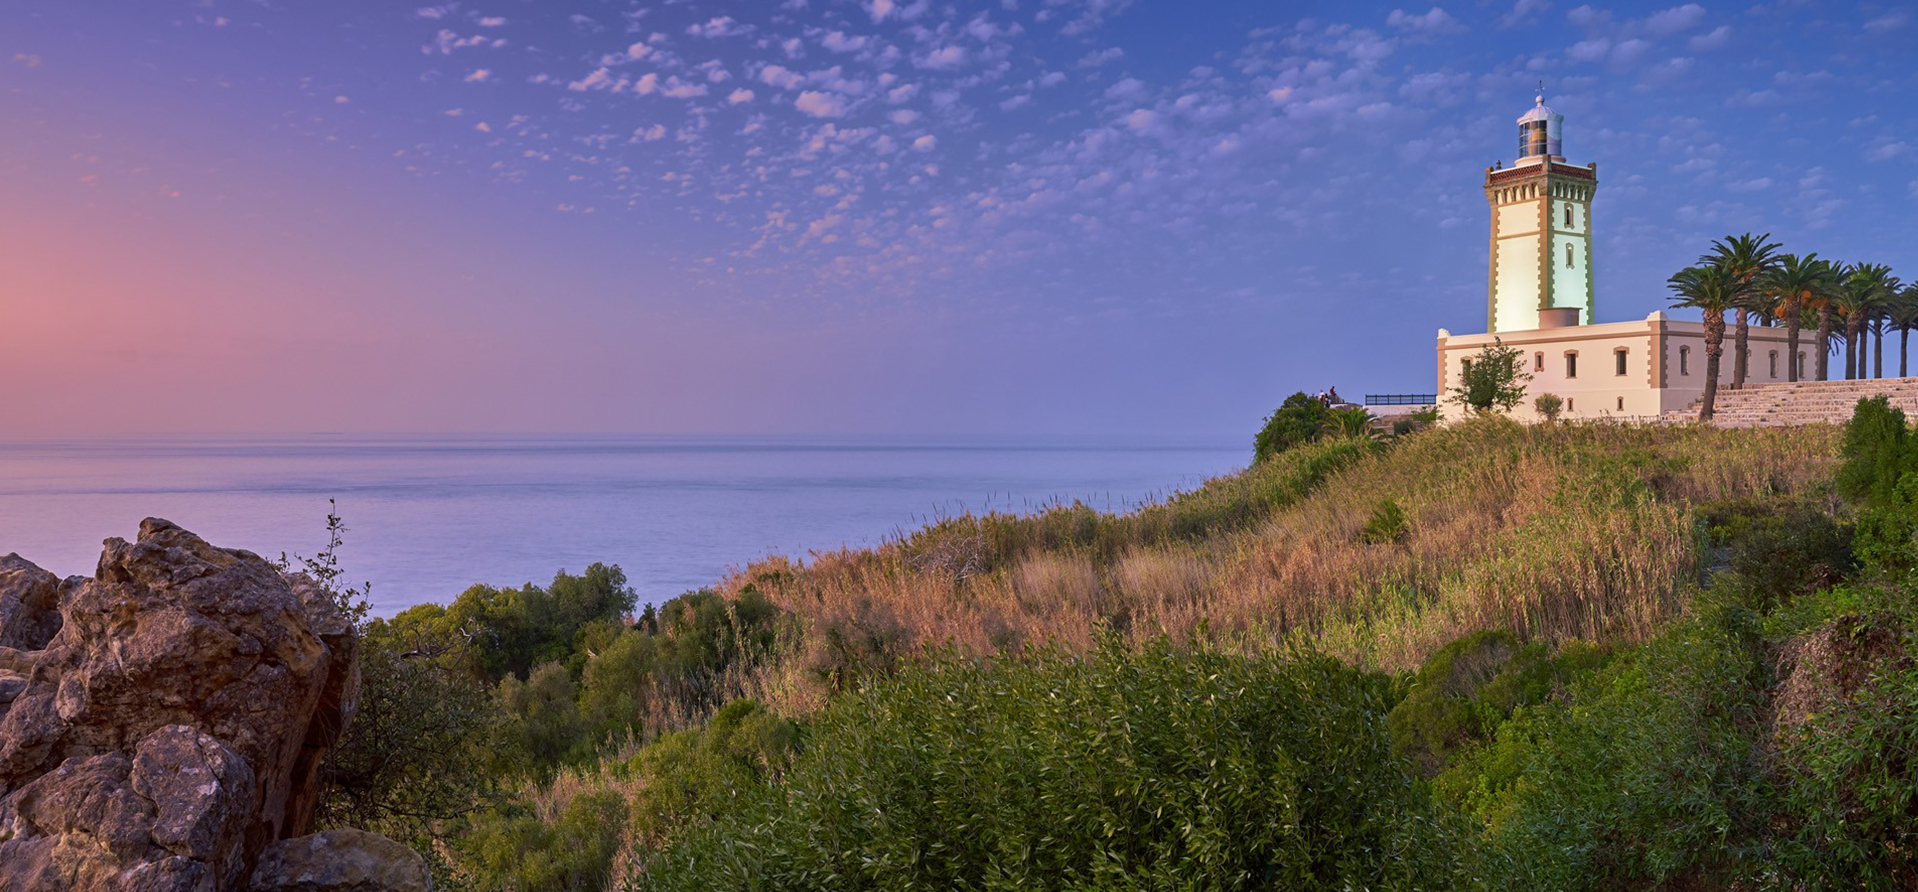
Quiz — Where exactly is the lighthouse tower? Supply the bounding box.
[1483,92,1598,333]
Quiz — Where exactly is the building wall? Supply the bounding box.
[1436,313,1810,422]
[1492,199,1542,334]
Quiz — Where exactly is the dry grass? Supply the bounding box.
[718,418,1839,713]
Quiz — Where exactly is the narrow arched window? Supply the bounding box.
[1564,204,1573,227]
[1680,346,1690,376]
[1769,351,1778,377]
[1534,351,1545,372]
[1565,351,1578,378]
[1566,244,1575,267]
[1615,349,1627,376]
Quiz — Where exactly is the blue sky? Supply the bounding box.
[2,0,1914,437]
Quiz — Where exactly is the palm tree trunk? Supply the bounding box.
[1816,306,1833,381]
[1732,313,1749,389]
[1700,316,1724,422]
[1902,327,1910,378]
[1786,309,1802,382]
[1845,326,1858,380]
[1875,325,1885,378]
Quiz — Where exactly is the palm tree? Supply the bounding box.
[1668,264,1740,421]
[1889,283,1918,377]
[1701,233,1781,389]
[1841,263,1901,380]
[1761,253,1834,382]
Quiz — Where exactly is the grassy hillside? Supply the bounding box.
[311,414,1918,892]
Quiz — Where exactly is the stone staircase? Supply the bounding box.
[1668,377,1918,427]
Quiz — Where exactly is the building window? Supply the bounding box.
[1534,351,1545,372]
[1564,204,1573,227]
[1797,352,1806,378]
[1680,346,1690,376]
[1616,396,1625,412]
[1565,351,1578,378]
[1566,244,1575,267]
[1769,351,1779,378]
[1567,398,1575,412]
[1615,349,1628,376]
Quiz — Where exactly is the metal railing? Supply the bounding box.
[1365,394,1438,406]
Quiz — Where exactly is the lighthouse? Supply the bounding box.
[1483,92,1598,333]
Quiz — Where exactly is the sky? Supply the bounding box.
[2,0,1914,438]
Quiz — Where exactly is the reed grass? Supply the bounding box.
[717,419,1837,709]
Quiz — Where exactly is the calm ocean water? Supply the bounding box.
[0,435,1245,614]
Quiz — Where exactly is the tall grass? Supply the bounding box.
[723,419,1838,709]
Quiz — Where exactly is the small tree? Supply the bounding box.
[1534,392,1564,424]
[1449,338,1532,415]
[1254,392,1334,461]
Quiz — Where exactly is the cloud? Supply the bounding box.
[759,64,804,90]
[1865,140,1910,162]
[1643,4,1706,37]
[912,134,937,151]
[890,109,919,124]
[1077,47,1124,68]
[636,124,667,141]
[11,53,41,68]
[333,95,350,104]
[464,68,492,82]
[1725,177,1772,193]
[1386,7,1465,34]
[478,16,506,27]
[1688,25,1731,51]
[569,67,615,91]
[1500,0,1548,29]
[795,90,849,117]
[1864,12,1909,32]
[822,31,869,53]
[475,121,491,132]
[918,45,967,69]
[661,77,709,99]
[1567,37,1610,61]
[728,88,755,104]
[867,0,895,23]
[686,17,748,38]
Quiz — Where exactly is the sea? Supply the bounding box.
[0,435,1245,615]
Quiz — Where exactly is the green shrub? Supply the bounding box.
[1770,591,1918,890]
[1533,392,1564,423]
[1387,630,1606,776]
[1699,497,1854,610]
[1253,391,1334,462]
[637,638,1463,891]
[1448,605,1772,890]
[460,791,629,892]
[1360,498,1409,544]
[621,699,800,849]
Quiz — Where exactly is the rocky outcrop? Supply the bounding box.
[249,829,430,892]
[0,519,422,892]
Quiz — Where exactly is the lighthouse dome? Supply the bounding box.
[1516,93,1563,159]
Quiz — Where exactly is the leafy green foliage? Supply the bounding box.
[1253,391,1333,461]
[620,699,799,848]
[638,638,1463,892]
[1387,630,1606,777]
[460,791,630,892]
[1698,497,1854,610]
[1359,498,1409,545]
[1532,392,1563,423]
[1448,338,1532,416]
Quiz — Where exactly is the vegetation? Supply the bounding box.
[294,388,1918,892]
[1447,337,1530,415]
[1252,391,1335,461]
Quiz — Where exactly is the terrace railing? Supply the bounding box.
[1364,394,1438,406]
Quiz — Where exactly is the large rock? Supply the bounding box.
[249,829,431,892]
[0,519,364,891]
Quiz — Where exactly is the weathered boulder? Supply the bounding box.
[249,828,431,892]
[0,519,364,891]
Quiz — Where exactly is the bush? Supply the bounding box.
[1533,392,1564,423]
[1387,630,1605,776]
[621,699,799,850]
[638,638,1463,891]
[1253,391,1334,462]
[1360,498,1409,545]
[1447,605,1772,890]
[460,790,630,892]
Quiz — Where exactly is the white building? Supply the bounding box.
[1437,94,1801,422]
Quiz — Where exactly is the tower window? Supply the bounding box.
[1680,346,1690,376]
[1566,244,1575,267]
[1564,204,1574,227]
[1615,348,1627,376]
[1534,351,1545,372]
[1617,396,1625,412]
[1565,351,1578,378]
